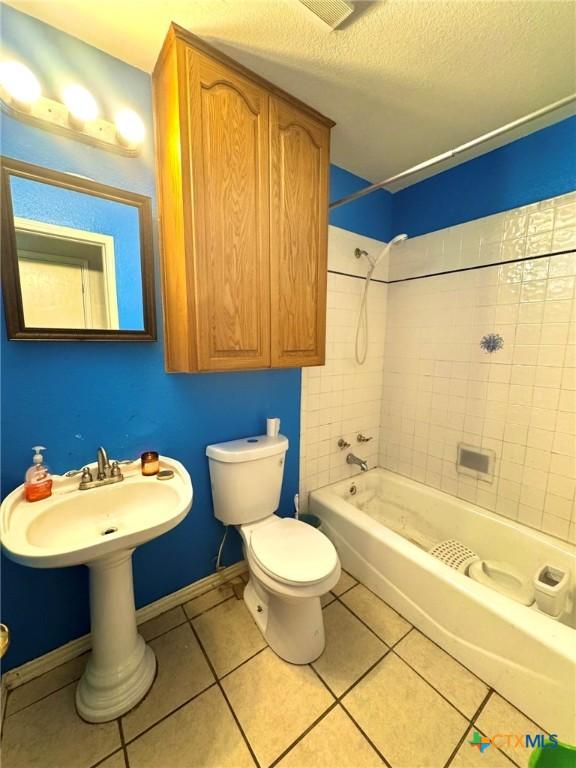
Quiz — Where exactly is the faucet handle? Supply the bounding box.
[65,467,88,477]
[357,433,373,443]
[337,438,351,449]
[80,467,93,483]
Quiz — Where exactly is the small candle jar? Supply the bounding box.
[141,451,159,476]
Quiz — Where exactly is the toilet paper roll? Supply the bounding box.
[267,417,280,437]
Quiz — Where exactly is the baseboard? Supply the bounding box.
[2,560,247,691]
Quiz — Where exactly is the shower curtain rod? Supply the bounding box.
[329,94,576,210]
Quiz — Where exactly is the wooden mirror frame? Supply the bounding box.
[1,156,157,341]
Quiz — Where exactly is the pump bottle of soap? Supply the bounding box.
[25,446,53,502]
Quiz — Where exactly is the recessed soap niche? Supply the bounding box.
[456,443,496,483]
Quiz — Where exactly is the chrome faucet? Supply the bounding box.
[346,453,368,472]
[97,446,109,480]
[66,446,125,490]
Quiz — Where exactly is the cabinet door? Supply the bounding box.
[186,50,270,370]
[269,96,329,367]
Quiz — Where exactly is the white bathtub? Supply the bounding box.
[310,468,576,742]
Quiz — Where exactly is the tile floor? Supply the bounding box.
[1,571,547,768]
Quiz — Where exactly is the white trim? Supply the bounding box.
[2,561,247,691]
[14,216,120,330]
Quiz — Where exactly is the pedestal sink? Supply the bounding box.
[0,456,192,723]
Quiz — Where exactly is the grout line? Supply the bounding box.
[187,620,262,768]
[88,748,126,768]
[122,681,218,746]
[182,593,237,621]
[3,677,84,720]
[470,688,494,724]
[334,590,412,649]
[442,719,477,768]
[3,591,236,721]
[398,619,551,736]
[467,690,524,768]
[118,718,130,768]
[330,575,358,599]
[400,620,491,688]
[218,646,268,682]
[324,587,542,763]
[443,688,494,768]
[338,702,394,768]
[387,248,575,284]
[390,646,480,722]
[267,701,340,768]
[123,584,547,768]
[9,575,549,768]
[327,268,387,285]
[183,592,238,622]
[328,248,575,286]
[335,583,545,732]
[316,646,391,701]
[480,687,551,738]
[341,578,544,732]
[305,654,393,768]
[444,689,522,768]
[141,617,188,639]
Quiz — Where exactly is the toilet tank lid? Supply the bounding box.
[206,435,288,463]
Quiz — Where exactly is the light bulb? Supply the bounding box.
[115,108,145,147]
[63,84,99,124]
[0,60,41,106]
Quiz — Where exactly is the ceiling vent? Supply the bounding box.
[297,0,354,30]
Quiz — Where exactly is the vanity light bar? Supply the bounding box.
[0,59,144,157]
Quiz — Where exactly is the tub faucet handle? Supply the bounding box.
[338,438,351,449]
[357,433,372,443]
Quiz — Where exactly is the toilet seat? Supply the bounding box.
[249,517,339,586]
[468,560,534,606]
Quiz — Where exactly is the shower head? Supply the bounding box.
[354,234,408,271]
[364,234,409,269]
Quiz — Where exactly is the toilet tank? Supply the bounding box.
[206,435,289,525]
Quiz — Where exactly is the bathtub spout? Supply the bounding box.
[346,453,368,472]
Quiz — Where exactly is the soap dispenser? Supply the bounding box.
[25,446,53,502]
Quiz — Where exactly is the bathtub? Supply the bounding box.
[309,468,576,742]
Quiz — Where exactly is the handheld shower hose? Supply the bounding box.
[354,234,407,365]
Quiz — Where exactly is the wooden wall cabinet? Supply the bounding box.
[153,25,333,372]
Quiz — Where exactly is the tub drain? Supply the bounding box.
[101,526,118,536]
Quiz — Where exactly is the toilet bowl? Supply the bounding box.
[206,433,341,665]
[468,559,534,606]
[240,516,340,663]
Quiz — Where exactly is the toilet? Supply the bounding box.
[206,434,340,664]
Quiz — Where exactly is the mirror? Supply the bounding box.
[1,157,156,340]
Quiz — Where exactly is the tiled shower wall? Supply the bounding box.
[299,226,387,511]
[380,191,576,544]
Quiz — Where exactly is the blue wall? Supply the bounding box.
[3,4,574,672]
[11,177,143,328]
[393,116,576,238]
[1,5,381,671]
[0,6,303,670]
[330,165,393,241]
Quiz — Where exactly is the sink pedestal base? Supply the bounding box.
[76,550,156,723]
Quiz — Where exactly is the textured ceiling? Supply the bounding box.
[3,0,576,188]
